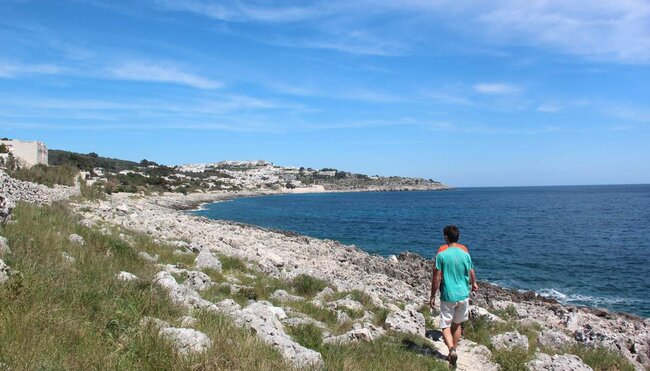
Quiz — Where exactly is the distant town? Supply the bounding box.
[0,139,450,194]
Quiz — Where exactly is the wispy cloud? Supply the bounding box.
[473,83,520,94]
[537,103,562,113]
[0,61,63,78]
[109,61,222,89]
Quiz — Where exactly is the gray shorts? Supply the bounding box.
[439,298,469,328]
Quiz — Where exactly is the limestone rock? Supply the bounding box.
[183,270,212,291]
[469,305,505,323]
[153,271,178,290]
[195,250,222,272]
[159,327,212,355]
[323,328,372,344]
[314,287,335,301]
[388,254,399,264]
[328,298,363,312]
[491,331,530,351]
[116,271,139,282]
[0,236,9,255]
[384,306,426,337]
[179,316,198,328]
[270,289,304,302]
[68,234,85,246]
[235,301,324,368]
[527,353,593,371]
[537,330,575,350]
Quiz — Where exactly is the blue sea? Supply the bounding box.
[194,185,650,317]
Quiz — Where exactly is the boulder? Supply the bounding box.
[388,255,399,264]
[384,306,426,337]
[0,236,10,255]
[159,327,212,355]
[116,271,139,282]
[195,250,222,272]
[491,331,530,351]
[183,271,212,291]
[526,353,593,371]
[68,234,85,246]
[537,330,575,350]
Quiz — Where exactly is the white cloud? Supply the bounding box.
[109,61,222,89]
[0,61,63,78]
[473,83,520,94]
[537,103,562,113]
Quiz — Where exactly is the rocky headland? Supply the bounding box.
[1,170,648,370]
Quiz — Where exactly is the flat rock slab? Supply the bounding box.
[527,353,593,371]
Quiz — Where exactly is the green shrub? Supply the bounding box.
[8,164,78,187]
[492,348,534,371]
[568,345,635,371]
[220,255,248,272]
[286,323,323,350]
[291,274,327,297]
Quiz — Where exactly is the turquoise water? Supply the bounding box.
[194,185,650,317]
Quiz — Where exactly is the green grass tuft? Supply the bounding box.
[286,323,324,350]
[291,274,328,297]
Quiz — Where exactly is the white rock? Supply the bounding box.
[183,270,212,291]
[469,305,506,323]
[384,306,426,337]
[270,289,304,302]
[537,330,576,350]
[328,298,364,312]
[195,250,222,272]
[491,331,530,351]
[179,316,199,328]
[0,236,10,255]
[388,255,399,264]
[116,271,139,282]
[153,271,178,290]
[323,328,372,344]
[68,233,85,246]
[314,287,335,301]
[527,353,593,371]
[159,327,212,355]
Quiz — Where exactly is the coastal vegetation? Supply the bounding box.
[0,201,453,370]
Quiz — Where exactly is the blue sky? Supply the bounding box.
[1,0,649,186]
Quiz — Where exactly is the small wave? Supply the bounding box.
[538,288,636,306]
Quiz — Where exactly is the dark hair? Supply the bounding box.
[443,225,460,243]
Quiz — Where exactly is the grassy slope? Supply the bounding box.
[0,202,450,370]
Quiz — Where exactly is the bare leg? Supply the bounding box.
[441,327,454,351]
[451,322,462,349]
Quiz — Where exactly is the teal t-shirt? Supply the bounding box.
[435,246,473,302]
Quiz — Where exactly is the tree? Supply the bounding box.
[0,143,8,154]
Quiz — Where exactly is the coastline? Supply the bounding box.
[2,171,647,369]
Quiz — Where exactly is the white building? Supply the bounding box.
[0,139,48,168]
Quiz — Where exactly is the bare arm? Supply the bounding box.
[470,268,478,291]
[429,268,442,309]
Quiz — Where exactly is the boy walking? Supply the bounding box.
[429,225,478,367]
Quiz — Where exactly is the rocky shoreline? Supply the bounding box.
[1,171,648,370]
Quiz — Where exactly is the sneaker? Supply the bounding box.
[448,348,458,367]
